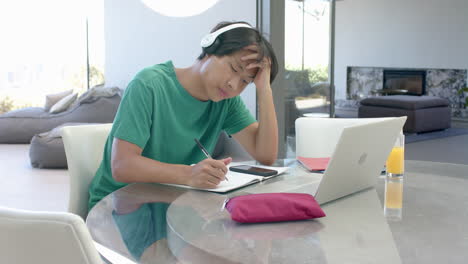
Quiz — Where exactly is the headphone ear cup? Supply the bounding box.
[204,37,221,54]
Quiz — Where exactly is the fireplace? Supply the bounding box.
[343,66,467,118]
[382,69,426,96]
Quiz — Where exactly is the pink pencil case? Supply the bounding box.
[225,193,326,223]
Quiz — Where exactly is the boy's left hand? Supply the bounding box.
[241,45,271,94]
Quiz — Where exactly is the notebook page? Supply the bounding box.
[164,164,289,193]
[164,171,261,193]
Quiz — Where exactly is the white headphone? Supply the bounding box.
[200,23,253,48]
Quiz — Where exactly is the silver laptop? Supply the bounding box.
[300,117,406,205]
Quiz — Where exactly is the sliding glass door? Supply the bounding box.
[284,0,331,156]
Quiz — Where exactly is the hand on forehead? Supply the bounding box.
[232,48,260,77]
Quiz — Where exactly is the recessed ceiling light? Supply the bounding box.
[141,0,220,17]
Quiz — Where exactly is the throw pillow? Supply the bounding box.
[68,86,121,110]
[44,89,73,111]
[49,93,78,114]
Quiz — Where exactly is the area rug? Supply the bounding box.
[405,127,468,144]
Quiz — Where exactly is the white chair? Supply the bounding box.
[62,124,112,219]
[295,117,396,158]
[0,206,102,264]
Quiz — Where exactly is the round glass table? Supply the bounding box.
[86,160,468,264]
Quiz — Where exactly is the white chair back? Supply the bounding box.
[62,124,112,219]
[295,117,394,158]
[0,206,102,264]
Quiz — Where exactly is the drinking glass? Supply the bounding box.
[384,132,404,220]
[386,132,404,177]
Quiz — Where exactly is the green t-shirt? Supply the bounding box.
[112,203,170,261]
[88,61,256,210]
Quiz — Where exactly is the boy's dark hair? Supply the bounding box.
[198,21,279,83]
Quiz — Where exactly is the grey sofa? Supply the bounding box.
[0,92,121,144]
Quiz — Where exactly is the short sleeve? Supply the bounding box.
[112,79,153,149]
[222,96,257,135]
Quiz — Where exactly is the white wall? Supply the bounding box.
[335,0,468,100]
[104,0,257,114]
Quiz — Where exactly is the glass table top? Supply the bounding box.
[86,160,468,264]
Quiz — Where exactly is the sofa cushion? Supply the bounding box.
[44,90,73,111]
[360,95,449,110]
[0,107,46,143]
[29,123,98,168]
[0,94,120,143]
[0,107,47,118]
[49,93,78,114]
[29,131,67,169]
[69,85,121,109]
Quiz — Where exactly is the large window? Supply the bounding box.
[0,0,104,114]
[284,0,331,157]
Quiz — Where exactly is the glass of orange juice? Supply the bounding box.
[386,132,405,177]
[384,131,404,220]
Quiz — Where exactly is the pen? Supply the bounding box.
[194,138,229,181]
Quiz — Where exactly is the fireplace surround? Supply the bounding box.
[340,66,467,118]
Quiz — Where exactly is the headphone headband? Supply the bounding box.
[200,23,253,48]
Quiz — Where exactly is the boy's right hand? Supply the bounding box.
[187,157,232,189]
